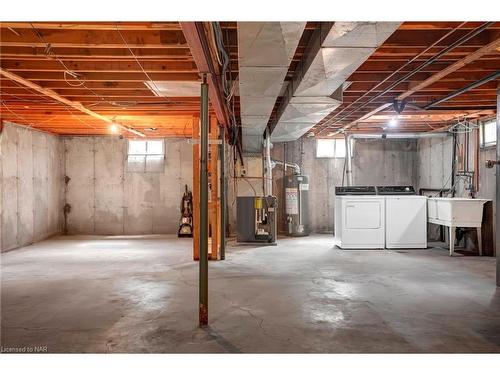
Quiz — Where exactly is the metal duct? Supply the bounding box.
[237,22,306,152]
[271,22,401,142]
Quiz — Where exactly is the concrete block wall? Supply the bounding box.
[63,137,193,235]
[1,122,64,252]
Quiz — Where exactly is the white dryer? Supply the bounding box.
[334,186,385,249]
[378,186,427,249]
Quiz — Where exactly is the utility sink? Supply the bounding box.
[427,197,490,256]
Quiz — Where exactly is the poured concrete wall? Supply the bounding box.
[1,122,64,252]
[63,137,192,235]
[416,137,453,192]
[277,137,418,233]
[226,137,417,235]
[416,135,496,250]
[416,134,495,201]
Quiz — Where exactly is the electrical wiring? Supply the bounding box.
[1,101,35,130]
[212,22,230,98]
[60,105,99,132]
[226,75,238,102]
[63,70,86,87]
[7,79,55,103]
[208,24,223,67]
[114,25,171,105]
[30,23,138,110]
[1,91,55,103]
[239,177,258,197]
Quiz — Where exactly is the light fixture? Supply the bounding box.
[110,123,119,133]
[388,116,398,127]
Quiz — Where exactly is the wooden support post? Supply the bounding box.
[192,115,200,261]
[192,114,221,261]
[208,115,220,260]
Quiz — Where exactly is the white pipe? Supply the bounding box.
[345,133,353,186]
[264,130,273,196]
[271,160,301,175]
[345,132,450,186]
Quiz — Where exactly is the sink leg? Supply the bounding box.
[449,226,455,256]
[476,227,482,256]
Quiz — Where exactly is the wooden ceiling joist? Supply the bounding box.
[0,27,188,49]
[0,22,215,136]
[1,21,498,137]
[0,68,145,137]
[315,23,500,136]
[397,38,500,100]
[1,60,199,73]
[0,22,183,31]
[0,46,193,59]
[3,72,200,81]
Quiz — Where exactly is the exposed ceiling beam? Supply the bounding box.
[180,22,229,127]
[2,72,199,82]
[0,27,188,49]
[0,68,145,137]
[397,38,500,100]
[328,38,500,136]
[0,22,182,31]
[1,60,198,73]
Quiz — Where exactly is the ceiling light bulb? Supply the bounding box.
[110,124,119,133]
[389,116,398,127]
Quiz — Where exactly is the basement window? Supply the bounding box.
[316,138,351,158]
[480,119,497,148]
[127,140,165,172]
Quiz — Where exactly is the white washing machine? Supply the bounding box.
[378,186,427,249]
[334,186,385,249]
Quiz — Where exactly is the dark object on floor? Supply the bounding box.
[178,184,193,238]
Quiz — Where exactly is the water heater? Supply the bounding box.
[285,175,310,236]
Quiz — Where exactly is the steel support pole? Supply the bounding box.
[219,125,226,260]
[199,75,209,325]
[496,86,500,287]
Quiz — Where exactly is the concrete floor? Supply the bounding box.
[1,234,499,353]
